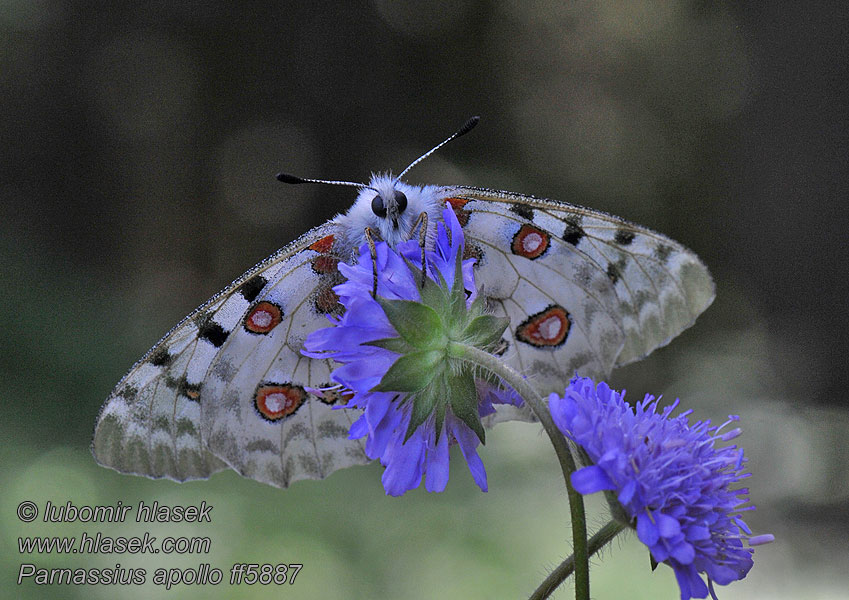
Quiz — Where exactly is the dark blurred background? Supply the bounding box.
[2,2,847,599]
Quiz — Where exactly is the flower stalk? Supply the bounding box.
[450,342,590,600]
[529,520,627,600]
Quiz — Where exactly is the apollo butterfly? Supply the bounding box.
[93,117,714,488]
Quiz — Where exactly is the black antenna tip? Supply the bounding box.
[276,172,305,184]
[457,115,480,137]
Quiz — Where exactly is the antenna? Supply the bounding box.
[275,172,377,192]
[276,116,480,189]
[396,115,480,181]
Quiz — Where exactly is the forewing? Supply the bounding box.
[200,230,369,488]
[448,186,714,394]
[92,222,368,485]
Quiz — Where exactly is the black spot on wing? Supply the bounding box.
[120,384,138,402]
[179,379,201,401]
[562,218,585,246]
[464,242,484,267]
[314,384,353,406]
[165,374,202,401]
[509,203,534,221]
[655,244,673,263]
[238,275,268,303]
[615,229,635,245]
[198,318,228,347]
[149,346,173,367]
[313,271,346,316]
[606,262,621,284]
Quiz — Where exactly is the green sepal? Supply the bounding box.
[446,248,469,332]
[447,369,485,444]
[372,350,444,393]
[468,292,486,318]
[364,336,415,354]
[451,244,464,295]
[604,487,632,527]
[404,386,445,442]
[409,260,450,316]
[432,264,450,292]
[461,315,510,349]
[377,298,446,350]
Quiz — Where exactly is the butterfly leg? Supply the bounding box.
[364,227,379,298]
[408,211,429,288]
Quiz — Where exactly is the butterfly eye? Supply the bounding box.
[371,194,387,218]
[395,190,408,214]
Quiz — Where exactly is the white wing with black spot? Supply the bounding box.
[447,186,714,400]
[200,232,369,488]
[92,222,369,486]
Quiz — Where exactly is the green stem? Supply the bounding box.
[450,342,590,600]
[529,520,627,600]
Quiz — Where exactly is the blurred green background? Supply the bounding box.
[2,1,847,598]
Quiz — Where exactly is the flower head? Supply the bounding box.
[304,205,513,496]
[549,376,773,600]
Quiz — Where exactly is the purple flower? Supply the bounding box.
[304,205,514,496]
[549,377,773,600]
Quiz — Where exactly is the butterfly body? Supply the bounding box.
[94,168,714,488]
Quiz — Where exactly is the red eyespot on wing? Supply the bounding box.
[445,197,469,209]
[511,224,549,259]
[311,255,339,274]
[244,301,283,334]
[315,385,355,406]
[516,305,571,347]
[314,284,342,315]
[445,197,471,227]
[254,383,306,422]
[309,234,335,254]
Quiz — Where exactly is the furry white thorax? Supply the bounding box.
[334,173,447,255]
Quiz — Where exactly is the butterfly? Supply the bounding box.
[93,117,714,488]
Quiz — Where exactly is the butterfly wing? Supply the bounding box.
[92,222,368,486]
[199,230,368,488]
[94,180,713,486]
[445,186,714,398]
[93,298,230,482]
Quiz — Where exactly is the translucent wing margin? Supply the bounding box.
[92,305,229,481]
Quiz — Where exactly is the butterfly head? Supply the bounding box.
[344,174,439,249]
[367,175,408,229]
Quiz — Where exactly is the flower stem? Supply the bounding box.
[529,520,627,600]
[449,342,590,600]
